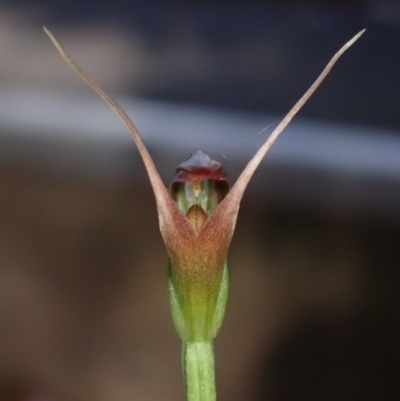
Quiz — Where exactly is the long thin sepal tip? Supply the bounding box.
[228,29,366,203]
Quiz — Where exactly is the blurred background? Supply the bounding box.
[0,1,400,400]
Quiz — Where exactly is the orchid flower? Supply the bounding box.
[44,27,364,401]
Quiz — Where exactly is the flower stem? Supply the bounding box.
[183,340,216,401]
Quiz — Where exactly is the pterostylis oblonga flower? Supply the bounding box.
[44,27,365,401]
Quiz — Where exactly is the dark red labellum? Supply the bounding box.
[172,150,228,183]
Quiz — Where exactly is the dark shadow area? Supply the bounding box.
[259,216,400,401]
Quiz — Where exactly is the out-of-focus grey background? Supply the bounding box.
[1,1,400,400]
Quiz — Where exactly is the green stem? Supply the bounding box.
[183,341,216,401]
